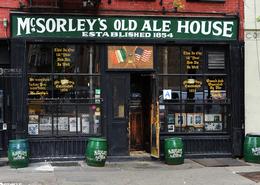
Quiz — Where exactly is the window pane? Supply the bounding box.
[159,104,181,133]
[28,44,52,73]
[53,45,76,73]
[181,76,204,102]
[158,46,180,74]
[53,76,76,98]
[181,46,203,74]
[77,76,101,102]
[78,105,101,135]
[158,76,181,103]
[54,105,76,135]
[204,105,228,132]
[28,104,53,136]
[28,75,52,99]
[78,45,100,73]
[184,105,204,132]
[205,76,227,101]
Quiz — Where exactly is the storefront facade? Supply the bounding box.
[10,13,244,160]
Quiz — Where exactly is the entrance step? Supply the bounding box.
[0,157,8,166]
[107,151,152,162]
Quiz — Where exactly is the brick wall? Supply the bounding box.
[0,0,28,38]
[0,0,244,40]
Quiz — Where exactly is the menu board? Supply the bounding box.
[54,47,75,68]
[28,76,50,97]
[183,50,203,70]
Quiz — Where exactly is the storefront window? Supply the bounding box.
[158,45,229,133]
[27,44,101,136]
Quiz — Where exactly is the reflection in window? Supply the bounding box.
[77,76,100,100]
[28,44,52,73]
[158,46,180,74]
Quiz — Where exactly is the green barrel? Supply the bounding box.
[8,139,29,168]
[164,137,184,165]
[244,133,260,163]
[85,138,107,167]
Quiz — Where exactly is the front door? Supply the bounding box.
[106,73,130,156]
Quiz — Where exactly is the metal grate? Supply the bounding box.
[208,52,225,69]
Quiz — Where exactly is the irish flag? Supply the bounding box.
[109,48,127,64]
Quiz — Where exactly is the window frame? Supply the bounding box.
[27,43,102,137]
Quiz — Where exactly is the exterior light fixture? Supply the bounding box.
[3,18,8,28]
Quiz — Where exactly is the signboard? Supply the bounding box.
[11,14,238,41]
[163,89,172,100]
[108,45,153,69]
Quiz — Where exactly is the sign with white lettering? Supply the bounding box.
[11,14,238,41]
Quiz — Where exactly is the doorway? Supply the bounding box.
[105,72,156,156]
[129,73,152,153]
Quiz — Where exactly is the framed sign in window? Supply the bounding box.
[108,46,154,70]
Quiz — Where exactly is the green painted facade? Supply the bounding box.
[11,14,238,41]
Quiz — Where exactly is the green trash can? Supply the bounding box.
[164,137,184,165]
[244,133,260,163]
[8,139,29,168]
[85,138,107,167]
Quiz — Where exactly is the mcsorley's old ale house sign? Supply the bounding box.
[11,14,238,41]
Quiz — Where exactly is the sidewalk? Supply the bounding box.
[0,158,260,185]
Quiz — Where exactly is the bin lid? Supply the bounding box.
[164,137,182,141]
[246,132,260,137]
[9,139,28,143]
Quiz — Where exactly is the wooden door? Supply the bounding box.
[106,73,130,156]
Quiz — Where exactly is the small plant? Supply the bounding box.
[173,0,185,10]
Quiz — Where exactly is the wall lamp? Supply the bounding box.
[0,18,8,28]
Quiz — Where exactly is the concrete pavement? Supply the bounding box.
[0,159,260,185]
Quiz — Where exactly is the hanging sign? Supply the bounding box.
[11,14,238,41]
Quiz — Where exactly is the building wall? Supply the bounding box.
[0,0,244,40]
[0,0,28,38]
[245,0,260,134]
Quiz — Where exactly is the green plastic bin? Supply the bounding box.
[86,138,107,167]
[244,133,260,163]
[8,139,29,168]
[164,137,184,165]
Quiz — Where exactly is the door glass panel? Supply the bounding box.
[113,77,125,119]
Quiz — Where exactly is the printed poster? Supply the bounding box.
[69,117,81,132]
[28,124,39,135]
[82,114,90,134]
[58,117,69,131]
[39,116,52,131]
